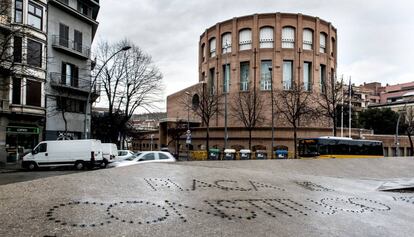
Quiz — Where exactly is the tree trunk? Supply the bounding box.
[61,110,68,137]
[206,124,210,152]
[333,114,337,136]
[248,129,252,150]
[408,131,414,156]
[293,125,298,159]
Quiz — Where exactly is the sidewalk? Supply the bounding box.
[0,162,22,173]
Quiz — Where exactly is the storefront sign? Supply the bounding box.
[6,126,39,134]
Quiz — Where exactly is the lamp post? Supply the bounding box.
[83,46,131,139]
[269,66,274,158]
[185,91,190,160]
[223,41,230,150]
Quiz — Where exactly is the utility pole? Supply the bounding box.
[224,41,229,149]
[348,76,352,138]
[185,91,190,160]
[340,75,344,137]
[269,66,274,158]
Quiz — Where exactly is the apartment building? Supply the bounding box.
[45,0,99,140]
[0,0,47,163]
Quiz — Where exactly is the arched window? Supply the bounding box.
[303,29,313,50]
[282,26,295,48]
[201,43,206,61]
[221,33,232,54]
[239,29,252,50]
[331,37,336,56]
[192,94,200,109]
[319,33,327,53]
[209,38,216,57]
[259,27,274,48]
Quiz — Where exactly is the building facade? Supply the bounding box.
[45,0,99,140]
[0,0,47,163]
[165,13,337,153]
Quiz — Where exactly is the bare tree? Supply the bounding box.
[403,107,414,156]
[231,89,265,150]
[274,82,316,158]
[315,74,343,136]
[94,39,163,145]
[167,119,187,157]
[181,83,221,152]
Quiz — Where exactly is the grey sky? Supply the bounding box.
[95,0,414,110]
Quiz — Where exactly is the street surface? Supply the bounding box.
[0,168,81,186]
[0,158,413,236]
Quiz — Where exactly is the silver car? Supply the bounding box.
[108,151,176,168]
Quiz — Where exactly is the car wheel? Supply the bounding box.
[101,160,108,168]
[74,161,84,170]
[27,162,37,171]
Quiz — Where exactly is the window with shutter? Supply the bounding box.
[282,27,295,49]
[320,33,327,53]
[74,30,83,52]
[303,29,313,50]
[59,23,69,47]
[259,27,274,48]
[240,62,250,91]
[221,33,232,54]
[239,29,252,50]
[303,62,312,91]
[209,38,216,57]
[283,61,293,90]
[72,65,79,87]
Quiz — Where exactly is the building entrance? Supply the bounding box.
[5,126,40,162]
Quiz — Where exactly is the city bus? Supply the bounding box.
[298,136,384,159]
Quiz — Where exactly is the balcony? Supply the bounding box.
[51,35,90,59]
[49,0,99,37]
[50,72,100,99]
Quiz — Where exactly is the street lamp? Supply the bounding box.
[269,66,274,158]
[185,91,190,160]
[83,45,131,139]
[223,41,230,150]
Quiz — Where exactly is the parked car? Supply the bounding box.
[101,143,118,168]
[22,139,103,171]
[117,150,135,160]
[108,151,176,168]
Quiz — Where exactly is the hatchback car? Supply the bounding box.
[108,151,176,168]
[117,150,135,161]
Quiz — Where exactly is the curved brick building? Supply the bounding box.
[164,13,337,153]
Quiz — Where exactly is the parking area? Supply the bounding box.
[0,158,413,236]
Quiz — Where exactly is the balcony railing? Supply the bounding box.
[50,72,100,96]
[240,81,249,91]
[51,35,90,59]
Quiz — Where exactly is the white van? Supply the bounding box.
[101,143,118,167]
[22,139,103,171]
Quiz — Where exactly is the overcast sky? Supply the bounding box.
[95,0,414,111]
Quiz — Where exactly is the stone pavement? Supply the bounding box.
[0,158,413,237]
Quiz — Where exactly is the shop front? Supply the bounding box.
[5,126,40,162]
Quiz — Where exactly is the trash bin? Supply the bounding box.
[239,149,251,160]
[208,148,220,160]
[223,149,236,160]
[275,149,288,159]
[255,150,267,159]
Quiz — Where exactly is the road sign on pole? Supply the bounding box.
[186,133,191,144]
